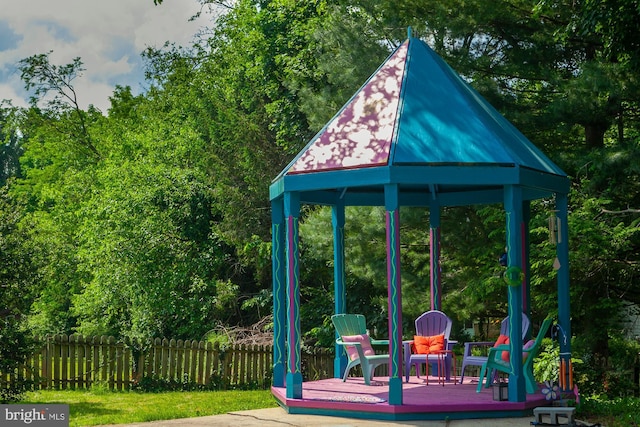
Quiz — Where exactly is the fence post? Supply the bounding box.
[115,339,123,390]
[61,334,69,390]
[67,335,75,390]
[166,338,175,382]
[183,340,190,383]
[99,336,107,385]
[40,336,49,389]
[161,338,170,380]
[108,336,116,390]
[123,337,130,390]
[52,335,61,390]
[84,335,91,389]
[204,342,213,385]
[197,341,205,384]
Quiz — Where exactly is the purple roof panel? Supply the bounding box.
[287,42,408,174]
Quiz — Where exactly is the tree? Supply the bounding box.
[9,53,105,334]
[140,1,337,294]
[0,186,38,402]
[18,52,100,159]
[70,88,240,340]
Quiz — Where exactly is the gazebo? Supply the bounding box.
[269,32,571,419]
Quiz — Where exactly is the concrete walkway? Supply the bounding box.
[102,407,542,427]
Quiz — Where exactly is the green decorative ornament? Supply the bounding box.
[503,266,524,286]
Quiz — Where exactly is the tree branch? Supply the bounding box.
[601,207,640,215]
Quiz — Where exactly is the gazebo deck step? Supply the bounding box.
[532,406,576,426]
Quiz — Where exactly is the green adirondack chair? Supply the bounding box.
[331,314,390,385]
[476,316,553,394]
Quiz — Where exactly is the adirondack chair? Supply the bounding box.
[459,312,531,384]
[476,316,553,394]
[331,314,390,385]
[404,310,453,382]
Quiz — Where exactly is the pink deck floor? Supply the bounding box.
[272,375,550,421]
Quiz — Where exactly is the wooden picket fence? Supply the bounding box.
[4,335,334,391]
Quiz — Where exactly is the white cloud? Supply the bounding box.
[0,0,211,112]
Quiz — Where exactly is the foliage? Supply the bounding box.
[18,51,101,158]
[578,395,640,427]
[573,333,640,398]
[533,338,562,385]
[0,317,37,403]
[0,184,38,403]
[130,371,271,392]
[533,337,584,387]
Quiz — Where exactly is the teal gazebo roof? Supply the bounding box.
[270,36,567,205]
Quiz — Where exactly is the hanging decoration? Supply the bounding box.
[548,211,562,244]
[503,266,524,286]
[553,323,575,393]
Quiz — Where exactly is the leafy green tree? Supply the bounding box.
[18,51,100,159]
[11,52,244,339]
[70,88,239,340]
[139,1,340,304]
[0,186,38,402]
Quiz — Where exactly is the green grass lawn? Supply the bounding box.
[19,389,279,427]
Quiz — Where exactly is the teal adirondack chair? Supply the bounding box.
[331,314,390,385]
[476,316,553,394]
[460,312,531,384]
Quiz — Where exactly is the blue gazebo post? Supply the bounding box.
[557,193,572,392]
[385,185,404,404]
[505,185,526,402]
[271,199,286,387]
[284,191,302,398]
[332,201,347,378]
[429,203,442,311]
[522,201,532,324]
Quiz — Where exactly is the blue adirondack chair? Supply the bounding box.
[459,312,531,384]
[331,314,390,385]
[476,316,553,394]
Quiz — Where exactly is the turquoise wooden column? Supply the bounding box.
[284,192,302,398]
[271,198,286,388]
[429,204,441,311]
[385,184,403,405]
[332,201,347,378]
[556,193,572,392]
[504,185,526,402]
[522,201,532,329]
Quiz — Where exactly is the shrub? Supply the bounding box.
[573,334,640,398]
[578,395,640,427]
[0,316,37,403]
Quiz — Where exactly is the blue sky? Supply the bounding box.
[0,0,212,112]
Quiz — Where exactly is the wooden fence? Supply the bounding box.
[3,335,334,391]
